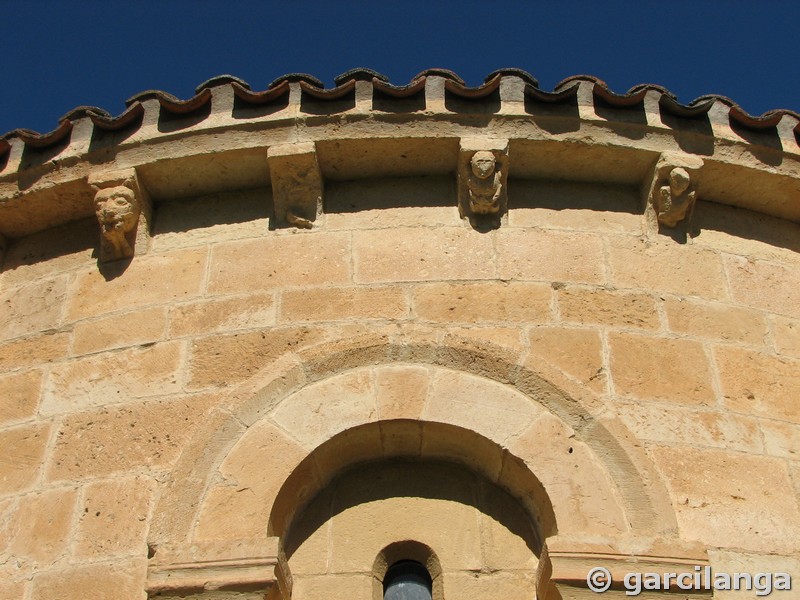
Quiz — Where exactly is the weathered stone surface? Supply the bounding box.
[0,369,42,424]
[708,549,800,599]
[715,346,800,423]
[71,306,167,355]
[169,292,275,337]
[664,297,768,344]
[479,484,540,571]
[271,369,377,450]
[65,248,206,322]
[608,235,728,300]
[0,332,69,373]
[497,229,605,284]
[0,423,51,495]
[327,463,485,573]
[443,571,536,600]
[325,177,459,230]
[509,181,641,234]
[509,412,628,536]
[771,315,800,358]
[0,574,25,600]
[43,341,182,414]
[0,275,68,341]
[0,218,95,289]
[724,254,800,318]
[413,281,551,323]
[423,369,541,445]
[208,233,351,294]
[0,496,15,555]
[292,575,373,600]
[760,419,800,459]
[188,326,327,389]
[557,287,659,329]
[9,486,76,566]
[375,365,430,420]
[191,484,269,543]
[194,420,308,542]
[651,446,800,553]
[30,559,147,600]
[614,401,763,453]
[353,227,495,283]
[151,188,269,252]
[74,475,155,559]
[443,326,525,353]
[692,200,800,266]
[527,327,606,393]
[46,394,218,481]
[609,332,715,405]
[281,285,408,322]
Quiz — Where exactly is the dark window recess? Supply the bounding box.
[383,560,433,600]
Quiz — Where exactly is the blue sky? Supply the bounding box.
[1,0,798,136]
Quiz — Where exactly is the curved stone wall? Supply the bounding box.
[0,72,798,599]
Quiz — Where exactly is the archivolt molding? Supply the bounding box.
[146,329,688,598]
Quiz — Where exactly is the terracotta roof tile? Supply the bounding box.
[195,74,251,93]
[444,74,501,99]
[268,73,324,88]
[125,88,212,114]
[2,69,798,154]
[485,68,538,86]
[231,80,290,104]
[372,76,426,98]
[300,78,356,100]
[411,68,464,85]
[334,68,389,85]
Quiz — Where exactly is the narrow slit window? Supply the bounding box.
[383,560,432,600]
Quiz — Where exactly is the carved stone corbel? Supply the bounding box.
[267,142,323,229]
[644,153,703,236]
[88,168,152,262]
[458,138,509,230]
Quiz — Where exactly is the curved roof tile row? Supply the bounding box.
[2,69,799,158]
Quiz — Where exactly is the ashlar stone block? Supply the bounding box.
[9,486,77,567]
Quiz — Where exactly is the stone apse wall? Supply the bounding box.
[0,71,799,599]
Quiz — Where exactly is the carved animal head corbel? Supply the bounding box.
[89,168,152,263]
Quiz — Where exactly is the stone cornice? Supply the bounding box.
[1,72,798,242]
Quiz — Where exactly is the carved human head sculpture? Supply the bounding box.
[94,186,139,236]
[669,167,691,196]
[470,151,496,179]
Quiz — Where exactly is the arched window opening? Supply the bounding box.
[383,560,433,600]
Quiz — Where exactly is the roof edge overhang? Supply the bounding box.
[0,71,798,239]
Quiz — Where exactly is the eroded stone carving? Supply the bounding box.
[267,142,323,229]
[468,151,503,215]
[89,168,152,263]
[458,139,509,229]
[94,186,140,260]
[644,153,703,236]
[656,167,696,228]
